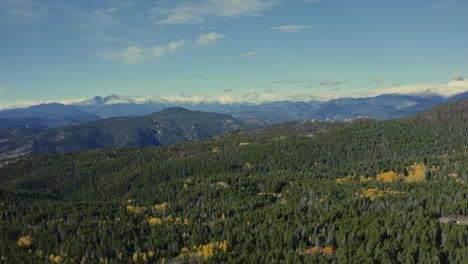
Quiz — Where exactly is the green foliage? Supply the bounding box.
[0,113,467,263]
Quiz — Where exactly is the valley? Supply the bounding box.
[0,99,466,263]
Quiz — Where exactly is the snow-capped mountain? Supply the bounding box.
[67,91,468,123]
[374,80,468,98]
[1,90,467,127]
[73,95,173,106]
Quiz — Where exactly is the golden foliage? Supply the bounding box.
[49,254,64,263]
[304,246,319,255]
[335,163,431,183]
[456,178,465,184]
[335,175,355,183]
[154,202,168,210]
[177,241,229,260]
[147,216,180,225]
[131,252,153,262]
[212,147,220,152]
[355,188,405,201]
[183,178,192,189]
[322,247,335,255]
[335,174,373,183]
[355,188,384,201]
[132,252,139,262]
[359,176,373,182]
[126,205,145,214]
[17,236,33,248]
[405,163,427,182]
[304,246,334,256]
[239,142,252,146]
[376,171,403,182]
[218,240,229,253]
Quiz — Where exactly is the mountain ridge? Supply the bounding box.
[0,107,265,161]
[0,103,101,128]
[1,91,467,126]
[66,91,468,123]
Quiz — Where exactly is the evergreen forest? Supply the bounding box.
[0,99,467,264]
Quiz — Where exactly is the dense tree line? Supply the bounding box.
[0,118,467,263]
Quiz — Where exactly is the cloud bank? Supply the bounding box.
[320,80,343,86]
[374,80,468,97]
[272,25,315,33]
[195,32,225,45]
[151,0,279,24]
[1,79,467,110]
[239,51,257,58]
[99,40,186,64]
[451,73,465,81]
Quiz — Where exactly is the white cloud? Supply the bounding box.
[159,92,319,105]
[239,50,257,58]
[4,78,467,110]
[272,25,315,33]
[373,80,468,97]
[168,39,185,51]
[99,39,186,64]
[450,73,464,81]
[99,32,226,64]
[272,80,310,84]
[320,80,342,86]
[151,0,278,24]
[195,32,225,45]
[0,92,369,110]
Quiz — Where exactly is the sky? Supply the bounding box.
[1,0,468,107]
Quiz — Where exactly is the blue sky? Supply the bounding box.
[1,0,468,107]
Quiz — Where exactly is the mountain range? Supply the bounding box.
[1,98,466,263]
[1,91,466,128]
[0,103,101,128]
[0,107,264,161]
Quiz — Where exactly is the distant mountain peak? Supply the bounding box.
[73,95,172,106]
[159,106,193,113]
[377,83,468,98]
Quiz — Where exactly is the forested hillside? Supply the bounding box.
[0,107,264,161]
[0,103,102,128]
[0,100,467,263]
